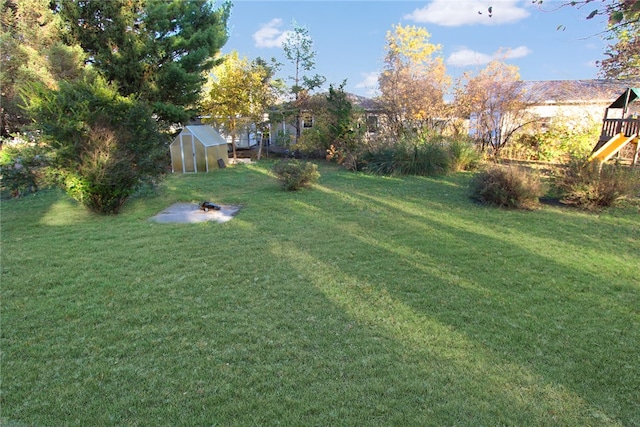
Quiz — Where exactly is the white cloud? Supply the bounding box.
[404,0,529,26]
[447,45,532,66]
[504,45,532,59]
[355,72,379,89]
[355,72,380,97]
[447,49,493,67]
[253,18,290,48]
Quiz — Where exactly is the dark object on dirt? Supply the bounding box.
[200,201,221,212]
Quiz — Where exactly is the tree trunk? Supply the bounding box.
[231,134,237,160]
[257,132,264,161]
[231,118,237,160]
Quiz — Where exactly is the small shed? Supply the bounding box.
[170,125,229,173]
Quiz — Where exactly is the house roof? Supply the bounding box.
[345,92,384,111]
[520,79,640,105]
[179,125,227,147]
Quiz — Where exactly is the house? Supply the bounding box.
[268,92,385,146]
[521,79,640,129]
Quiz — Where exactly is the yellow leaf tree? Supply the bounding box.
[454,60,537,159]
[378,24,451,137]
[201,51,278,160]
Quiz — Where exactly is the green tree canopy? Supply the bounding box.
[0,0,85,137]
[281,21,325,143]
[57,0,231,124]
[22,76,167,214]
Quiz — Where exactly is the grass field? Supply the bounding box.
[2,161,639,426]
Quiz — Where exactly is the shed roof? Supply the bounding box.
[180,125,227,147]
[608,88,640,109]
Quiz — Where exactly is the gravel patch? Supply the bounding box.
[149,203,241,224]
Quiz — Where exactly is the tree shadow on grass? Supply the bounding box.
[280,179,639,425]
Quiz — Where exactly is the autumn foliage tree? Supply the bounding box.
[600,7,639,79]
[201,51,280,159]
[455,61,537,159]
[378,24,451,137]
[560,0,639,79]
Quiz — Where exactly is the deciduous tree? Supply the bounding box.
[378,24,451,137]
[201,51,280,159]
[600,14,639,79]
[281,21,325,144]
[455,61,537,159]
[531,0,639,79]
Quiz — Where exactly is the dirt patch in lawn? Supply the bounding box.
[149,203,241,224]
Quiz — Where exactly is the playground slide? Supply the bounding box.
[589,133,638,163]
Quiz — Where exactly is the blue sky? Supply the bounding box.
[221,0,612,97]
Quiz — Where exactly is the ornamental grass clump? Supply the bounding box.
[362,138,452,176]
[555,158,640,210]
[272,159,320,191]
[446,138,481,172]
[470,165,544,209]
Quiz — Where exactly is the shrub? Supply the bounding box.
[0,136,52,198]
[396,140,451,176]
[470,165,544,209]
[275,129,293,147]
[446,138,481,172]
[297,127,329,158]
[504,120,599,162]
[360,146,396,175]
[21,77,167,214]
[272,159,320,191]
[555,159,640,209]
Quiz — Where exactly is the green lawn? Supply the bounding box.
[2,161,639,426]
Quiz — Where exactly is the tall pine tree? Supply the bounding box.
[57,0,231,124]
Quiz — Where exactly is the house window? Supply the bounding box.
[302,113,313,128]
[366,115,378,133]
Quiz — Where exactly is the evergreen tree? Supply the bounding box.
[22,76,167,214]
[0,0,85,137]
[57,0,231,124]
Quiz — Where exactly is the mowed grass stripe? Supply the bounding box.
[2,161,638,426]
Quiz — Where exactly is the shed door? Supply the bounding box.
[181,135,195,173]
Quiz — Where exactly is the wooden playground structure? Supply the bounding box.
[589,88,640,166]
